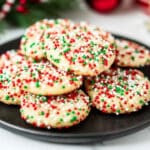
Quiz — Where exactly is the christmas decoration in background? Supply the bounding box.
[136,0,150,15]
[86,0,121,13]
[0,0,78,30]
[136,0,150,32]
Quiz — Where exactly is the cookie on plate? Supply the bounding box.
[85,67,150,115]
[17,60,83,96]
[0,49,34,67]
[45,20,115,76]
[115,39,150,67]
[20,19,74,60]
[0,63,26,105]
[20,90,91,129]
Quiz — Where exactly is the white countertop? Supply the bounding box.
[0,3,150,150]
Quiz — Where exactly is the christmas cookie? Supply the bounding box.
[20,90,91,129]
[0,49,34,67]
[115,39,150,67]
[17,60,83,96]
[46,21,115,76]
[0,63,25,105]
[85,67,150,115]
[20,19,74,60]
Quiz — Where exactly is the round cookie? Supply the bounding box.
[85,67,150,115]
[20,19,74,60]
[45,21,115,76]
[17,60,83,96]
[115,39,150,67]
[0,63,26,105]
[0,49,34,67]
[20,90,91,129]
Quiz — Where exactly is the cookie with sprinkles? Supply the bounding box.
[17,60,83,96]
[0,49,34,67]
[0,63,26,105]
[20,19,74,60]
[45,21,115,76]
[115,39,150,67]
[20,90,91,129]
[85,67,150,115]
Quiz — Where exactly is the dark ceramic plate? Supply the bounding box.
[0,34,150,144]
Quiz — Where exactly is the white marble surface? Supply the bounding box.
[0,3,150,150]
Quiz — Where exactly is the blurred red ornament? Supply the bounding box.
[136,0,150,15]
[89,0,121,13]
[19,0,27,5]
[16,5,28,13]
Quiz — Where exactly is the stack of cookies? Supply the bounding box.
[0,19,150,129]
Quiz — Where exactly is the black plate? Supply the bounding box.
[0,34,150,144]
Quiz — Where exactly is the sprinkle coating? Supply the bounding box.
[20,19,74,60]
[0,62,25,105]
[20,90,91,129]
[44,20,116,76]
[115,39,150,67]
[85,67,150,114]
[17,60,83,95]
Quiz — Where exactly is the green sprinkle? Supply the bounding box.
[44,52,47,56]
[124,45,129,49]
[101,98,105,102]
[83,61,87,65]
[54,58,60,63]
[24,66,28,71]
[62,85,65,89]
[40,111,45,115]
[50,55,53,58]
[24,47,27,52]
[46,34,50,39]
[136,91,140,95]
[108,85,113,90]
[118,76,123,80]
[104,45,108,49]
[62,36,66,43]
[40,26,45,30]
[35,81,40,88]
[63,48,70,53]
[70,116,77,122]
[67,68,71,72]
[131,56,135,61]
[5,95,10,100]
[90,41,95,47]
[24,85,28,89]
[112,42,118,49]
[54,19,59,24]
[42,97,47,102]
[91,80,95,85]
[139,100,144,104]
[72,57,76,62]
[60,118,63,122]
[82,55,87,59]
[135,49,139,53]
[71,77,78,81]
[30,42,35,48]
[30,116,34,119]
[116,110,121,113]
[66,112,70,116]
[115,86,124,96]
[99,48,106,55]
[107,104,110,107]
[72,111,75,114]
